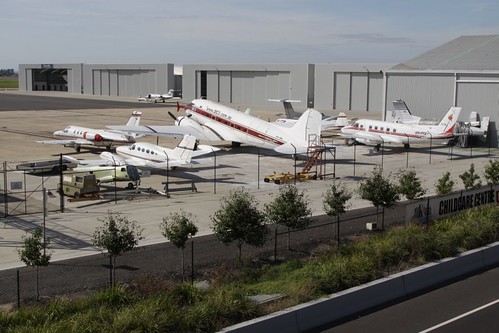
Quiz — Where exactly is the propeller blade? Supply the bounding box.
[168,111,177,122]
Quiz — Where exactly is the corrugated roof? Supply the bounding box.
[392,35,499,71]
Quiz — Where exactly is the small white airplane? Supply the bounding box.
[108,99,323,155]
[37,111,143,152]
[269,99,350,131]
[340,106,462,150]
[64,134,218,171]
[386,99,489,141]
[138,89,176,103]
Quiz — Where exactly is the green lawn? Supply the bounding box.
[0,77,19,89]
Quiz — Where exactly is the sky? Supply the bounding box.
[1,0,499,70]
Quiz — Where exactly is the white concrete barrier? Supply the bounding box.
[220,241,499,333]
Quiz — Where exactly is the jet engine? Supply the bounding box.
[83,132,104,142]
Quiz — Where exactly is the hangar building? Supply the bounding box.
[383,35,499,148]
[18,63,176,97]
[181,63,393,111]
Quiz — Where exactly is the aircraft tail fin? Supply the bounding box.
[126,111,142,126]
[275,109,322,154]
[437,106,461,134]
[122,111,143,139]
[268,99,301,118]
[171,134,196,164]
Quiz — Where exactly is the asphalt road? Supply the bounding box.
[0,92,170,111]
[317,266,499,333]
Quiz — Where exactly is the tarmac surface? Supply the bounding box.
[1,90,498,272]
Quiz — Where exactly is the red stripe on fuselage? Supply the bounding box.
[186,104,285,145]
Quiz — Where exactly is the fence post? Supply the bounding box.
[17,270,20,309]
[274,228,278,263]
[191,240,194,285]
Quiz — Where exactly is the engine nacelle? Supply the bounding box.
[176,117,205,132]
[83,132,104,142]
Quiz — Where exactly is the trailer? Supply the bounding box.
[16,159,77,174]
[263,172,317,185]
[59,174,100,198]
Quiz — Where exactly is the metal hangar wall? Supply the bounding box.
[182,64,315,109]
[19,63,175,98]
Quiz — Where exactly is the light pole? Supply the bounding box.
[290,143,297,185]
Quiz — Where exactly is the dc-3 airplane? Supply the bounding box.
[269,99,350,131]
[37,111,143,152]
[340,106,462,151]
[108,99,323,155]
[138,89,177,103]
[64,134,219,171]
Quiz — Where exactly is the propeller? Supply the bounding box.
[168,111,177,122]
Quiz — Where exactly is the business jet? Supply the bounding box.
[138,89,176,103]
[108,99,323,155]
[269,99,350,131]
[340,106,461,151]
[64,134,218,171]
[37,111,142,152]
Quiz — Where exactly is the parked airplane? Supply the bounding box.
[138,89,176,103]
[64,134,218,171]
[387,99,489,142]
[108,99,323,154]
[340,106,462,150]
[37,111,143,152]
[269,99,349,130]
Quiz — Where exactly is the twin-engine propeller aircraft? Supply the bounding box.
[387,99,489,142]
[64,134,218,171]
[269,99,350,131]
[138,89,176,103]
[340,106,461,151]
[108,99,323,155]
[37,111,143,152]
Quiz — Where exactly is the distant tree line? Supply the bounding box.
[0,69,17,76]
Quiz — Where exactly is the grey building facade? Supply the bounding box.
[384,35,499,147]
[182,64,315,109]
[19,63,176,97]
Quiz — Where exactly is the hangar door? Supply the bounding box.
[456,78,499,147]
[92,69,158,97]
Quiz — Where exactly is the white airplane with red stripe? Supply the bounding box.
[108,99,323,154]
[37,111,143,152]
[340,106,461,150]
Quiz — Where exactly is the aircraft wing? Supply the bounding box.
[106,125,217,141]
[37,139,94,146]
[61,154,124,167]
[351,132,403,145]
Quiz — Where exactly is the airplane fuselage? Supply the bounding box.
[182,99,315,150]
[116,142,174,163]
[54,126,135,146]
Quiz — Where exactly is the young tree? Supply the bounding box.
[322,182,352,244]
[435,171,455,195]
[483,159,499,185]
[264,185,312,249]
[160,210,198,279]
[211,188,269,261]
[459,163,482,189]
[18,228,51,301]
[397,169,426,200]
[92,212,143,287]
[358,167,400,230]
